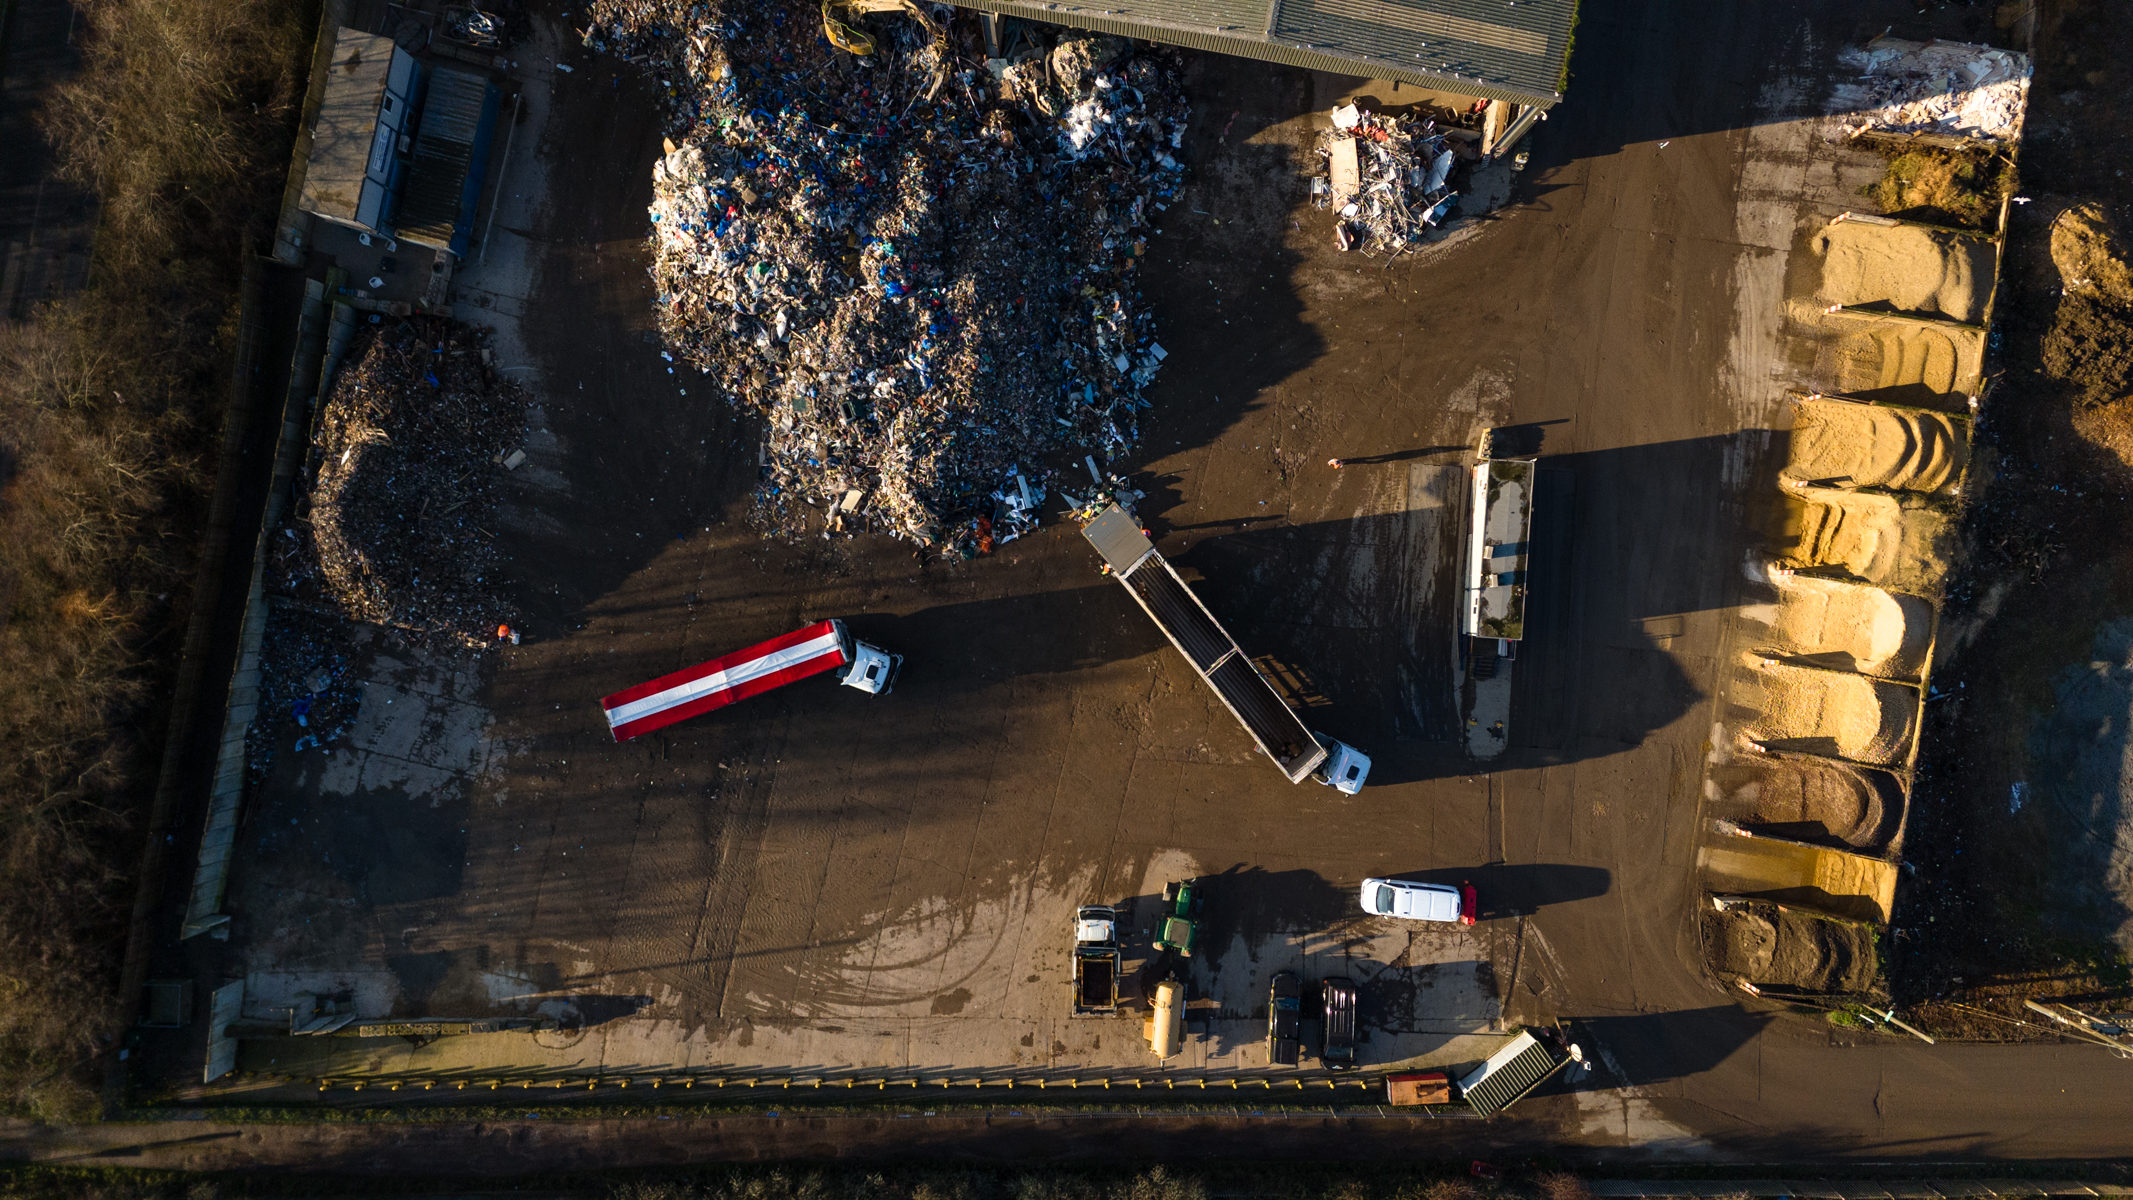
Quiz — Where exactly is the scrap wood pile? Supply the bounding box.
[274,316,528,647]
[581,0,1189,557]
[1314,102,1476,254]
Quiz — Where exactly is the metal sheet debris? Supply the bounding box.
[582,0,1191,559]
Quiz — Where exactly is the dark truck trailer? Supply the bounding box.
[1082,505,1367,786]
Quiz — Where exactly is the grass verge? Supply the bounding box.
[0,0,315,1120]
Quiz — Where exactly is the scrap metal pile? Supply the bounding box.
[275,317,529,647]
[1315,103,1473,255]
[581,0,1189,553]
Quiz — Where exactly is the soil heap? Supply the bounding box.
[276,317,528,646]
[2043,201,2133,415]
[584,0,1189,552]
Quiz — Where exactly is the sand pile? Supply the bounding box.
[1812,221,1995,325]
[1753,574,1933,678]
[1810,320,1984,398]
[1781,485,1959,594]
[1709,903,1881,993]
[2049,203,2133,305]
[1700,831,1901,923]
[1737,661,1918,765]
[1709,756,1903,851]
[1783,399,1967,493]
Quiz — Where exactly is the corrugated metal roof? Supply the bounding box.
[954,0,1574,106]
[396,65,494,253]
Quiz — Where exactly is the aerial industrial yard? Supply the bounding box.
[4,0,2133,1182]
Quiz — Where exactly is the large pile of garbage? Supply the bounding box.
[275,317,528,646]
[580,0,1189,554]
[1314,103,1474,255]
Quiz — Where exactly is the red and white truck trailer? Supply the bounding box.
[600,618,900,741]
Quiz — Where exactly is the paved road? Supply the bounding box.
[116,0,2133,1168]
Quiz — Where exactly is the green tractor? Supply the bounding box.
[1153,878,1204,957]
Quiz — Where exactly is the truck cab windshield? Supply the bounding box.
[1375,885,1394,914]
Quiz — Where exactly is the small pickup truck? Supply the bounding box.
[1072,906,1122,1016]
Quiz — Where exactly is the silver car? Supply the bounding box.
[1360,877,1476,925]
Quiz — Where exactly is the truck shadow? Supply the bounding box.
[1391,864,1613,920]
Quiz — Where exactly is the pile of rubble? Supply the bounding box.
[1315,103,1474,254]
[274,317,528,646]
[1832,38,2032,145]
[582,0,1189,556]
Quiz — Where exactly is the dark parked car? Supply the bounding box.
[1320,976,1358,1070]
[1268,970,1302,1066]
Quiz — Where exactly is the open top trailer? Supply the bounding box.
[1081,504,1367,787]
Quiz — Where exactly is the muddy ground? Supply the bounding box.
[1898,0,2133,1037]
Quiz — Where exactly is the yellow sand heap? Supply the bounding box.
[1784,399,1968,493]
[1753,574,1933,679]
[1700,832,1900,924]
[1780,484,1959,595]
[1812,220,1995,325]
[1736,661,1918,766]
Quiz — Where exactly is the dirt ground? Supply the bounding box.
[106,0,2133,1160]
[1897,0,2133,1031]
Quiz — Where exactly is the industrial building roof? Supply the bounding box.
[300,28,398,222]
[394,64,497,254]
[954,0,1577,106]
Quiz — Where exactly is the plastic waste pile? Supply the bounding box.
[1314,103,1469,254]
[1832,38,2032,145]
[582,0,1189,556]
[244,611,366,783]
[275,317,529,648]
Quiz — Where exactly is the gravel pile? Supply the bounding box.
[275,317,528,646]
[583,0,1189,556]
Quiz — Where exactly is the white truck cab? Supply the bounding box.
[1312,734,1371,794]
[836,632,903,695]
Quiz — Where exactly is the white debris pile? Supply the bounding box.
[1312,103,1475,254]
[1832,38,2032,145]
[584,0,1190,559]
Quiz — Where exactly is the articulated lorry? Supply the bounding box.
[1071,906,1123,1016]
[1080,504,1370,789]
[600,618,900,741]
